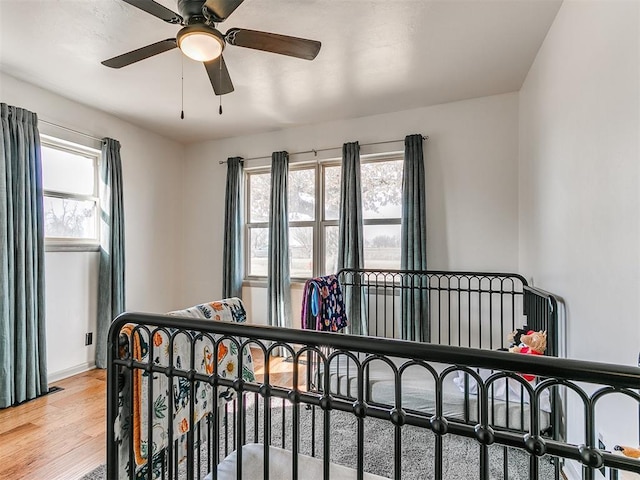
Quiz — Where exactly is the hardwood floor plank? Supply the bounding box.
[0,423,45,463]
[30,434,105,480]
[0,369,106,480]
[0,399,60,435]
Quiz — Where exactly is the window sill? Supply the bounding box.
[243,279,307,289]
[45,243,100,253]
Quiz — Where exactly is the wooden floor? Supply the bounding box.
[0,351,302,479]
[0,369,107,480]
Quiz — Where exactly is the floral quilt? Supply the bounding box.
[115,297,255,479]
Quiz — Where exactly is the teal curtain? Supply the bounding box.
[222,157,244,299]
[0,103,47,408]
[96,138,125,369]
[401,134,429,341]
[267,151,291,328]
[337,141,366,335]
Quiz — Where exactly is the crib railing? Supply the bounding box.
[320,270,564,453]
[523,284,563,358]
[107,313,640,480]
[336,268,559,356]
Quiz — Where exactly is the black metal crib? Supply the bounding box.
[106,269,640,480]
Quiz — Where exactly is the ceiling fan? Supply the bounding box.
[102,0,322,96]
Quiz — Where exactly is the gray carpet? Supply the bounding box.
[80,464,105,480]
[81,400,556,480]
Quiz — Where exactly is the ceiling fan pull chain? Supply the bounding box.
[219,59,223,115]
[180,54,185,120]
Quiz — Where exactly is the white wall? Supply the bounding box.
[44,252,98,381]
[519,0,640,450]
[1,72,186,381]
[182,93,521,324]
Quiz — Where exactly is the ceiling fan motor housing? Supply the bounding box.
[177,0,216,25]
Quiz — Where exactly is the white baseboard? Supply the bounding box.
[48,362,96,384]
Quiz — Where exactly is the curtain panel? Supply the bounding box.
[0,103,47,408]
[401,134,429,342]
[337,141,366,335]
[96,138,125,369]
[222,157,244,299]
[267,151,291,329]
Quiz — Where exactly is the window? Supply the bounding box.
[41,136,100,247]
[246,172,271,276]
[322,157,403,272]
[288,168,316,278]
[245,153,403,280]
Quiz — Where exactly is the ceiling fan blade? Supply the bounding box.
[225,28,321,60]
[204,55,234,95]
[120,0,182,23]
[102,39,177,68]
[204,0,244,21]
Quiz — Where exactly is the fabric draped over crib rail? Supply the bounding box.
[301,274,348,332]
[115,298,256,479]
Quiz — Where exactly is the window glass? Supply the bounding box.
[363,224,401,270]
[41,145,94,195]
[248,173,271,223]
[244,154,404,280]
[324,225,339,275]
[248,227,269,276]
[323,165,341,221]
[44,197,97,239]
[41,139,99,243]
[361,160,403,219]
[289,169,315,221]
[290,226,313,278]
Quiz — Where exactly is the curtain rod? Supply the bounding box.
[218,135,429,165]
[39,119,103,142]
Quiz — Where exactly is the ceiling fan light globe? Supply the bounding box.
[177,28,224,62]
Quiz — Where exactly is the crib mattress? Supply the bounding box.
[208,443,391,480]
[318,356,551,431]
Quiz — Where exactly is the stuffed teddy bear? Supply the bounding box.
[509,330,547,355]
[508,330,547,381]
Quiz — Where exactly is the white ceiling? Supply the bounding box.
[0,0,561,144]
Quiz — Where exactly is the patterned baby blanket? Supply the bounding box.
[116,297,255,479]
[301,274,348,332]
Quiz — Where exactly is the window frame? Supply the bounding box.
[319,160,340,275]
[288,164,319,280]
[41,135,101,251]
[243,151,404,282]
[358,155,403,271]
[244,167,271,280]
